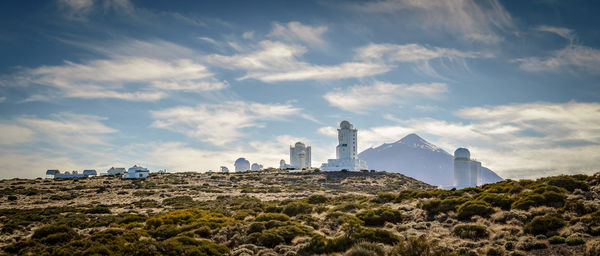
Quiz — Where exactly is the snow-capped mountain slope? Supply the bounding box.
[358,133,503,187]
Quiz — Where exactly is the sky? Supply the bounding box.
[1,0,600,180]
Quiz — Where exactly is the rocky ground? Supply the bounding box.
[0,170,598,256]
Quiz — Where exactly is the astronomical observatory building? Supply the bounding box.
[453,148,481,189]
[280,142,311,169]
[321,121,368,171]
[234,158,250,172]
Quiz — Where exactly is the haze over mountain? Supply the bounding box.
[358,134,503,187]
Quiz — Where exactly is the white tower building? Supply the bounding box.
[321,121,368,171]
[234,158,250,172]
[453,148,481,189]
[290,142,311,169]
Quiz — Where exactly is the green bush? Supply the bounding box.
[566,235,586,246]
[283,202,312,216]
[371,193,396,204]
[581,211,600,235]
[352,228,400,245]
[301,234,353,254]
[248,231,285,247]
[524,215,566,236]
[345,242,385,256]
[247,222,265,234]
[255,213,290,222]
[356,208,404,226]
[453,224,489,240]
[33,225,78,246]
[159,236,229,256]
[456,201,495,220]
[149,224,180,241]
[548,236,566,244]
[421,197,469,216]
[84,206,111,214]
[544,175,589,192]
[307,195,329,204]
[511,191,565,210]
[477,193,513,210]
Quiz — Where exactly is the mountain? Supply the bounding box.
[358,133,503,187]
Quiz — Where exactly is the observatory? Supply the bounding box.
[220,166,230,173]
[234,158,250,172]
[105,167,126,176]
[290,142,311,169]
[453,148,481,189]
[124,165,149,179]
[251,163,263,171]
[321,121,368,171]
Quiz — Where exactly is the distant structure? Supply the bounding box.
[106,167,126,176]
[220,166,229,173]
[290,142,311,169]
[82,170,97,176]
[124,165,149,179]
[46,169,59,178]
[52,170,86,179]
[279,159,292,169]
[453,148,481,189]
[234,158,250,172]
[321,121,368,171]
[250,163,263,171]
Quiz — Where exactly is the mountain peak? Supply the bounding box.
[393,133,443,152]
[397,133,425,144]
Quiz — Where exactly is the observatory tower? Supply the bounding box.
[453,148,481,189]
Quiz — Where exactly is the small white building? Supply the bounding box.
[453,148,481,189]
[279,159,293,169]
[83,170,97,177]
[290,142,311,169]
[124,165,149,179]
[106,167,126,176]
[321,121,368,171]
[220,166,230,173]
[234,158,250,172]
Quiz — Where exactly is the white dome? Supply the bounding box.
[340,120,353,129]
[454,148,470,160]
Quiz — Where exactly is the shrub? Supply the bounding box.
[345,242,385,256]
[512,191,565,210]
[517,237,548,251]
[255,213,290,222]
[32,224,77,245]
[371,193,396,204]
[390,236,449,256]
[586,239,600,256]
[352,228,400,245]
[544,175,589,192]
[566,235,586,246]
[356,208,403,226]
[149,224,180,241]
[581,211,600,235]
[301,234,353,254]
[453,224,489,240]
[160,236,229,255]
[194,226,212,238]
[307,195,329,204]
[247,222,265,234]
[456,201,495,220]
[477,193,513,210]
[84,206,111,214]
[548,236,566,244]
[248,231,285,247]
[421,197,469,216]
[524,215,566,236]
[283,202,312,216]
[7,195,17,201]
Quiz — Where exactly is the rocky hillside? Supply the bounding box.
[1,171,599,256]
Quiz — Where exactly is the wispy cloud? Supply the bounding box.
[268,21,328,47]
[536,25,575,43]
[204,40,389,82]
[151,101,302,146]
[351,0,514,44]
[515,45,600,73]
[323,81,447,113]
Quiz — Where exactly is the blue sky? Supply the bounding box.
[1,0,600,179]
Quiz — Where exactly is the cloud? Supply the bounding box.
[323,81,447,113]
[375,101,600,179]
[351,0,514,43]
[151,101,302,146]
[515,45,600,73]
[0,124,35,145]
[355,43,483,77]
[536,25,575,43]
[6,56,226,101]
[204,40,389,82]
[58,0,95,20]
[269,21,328,46]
